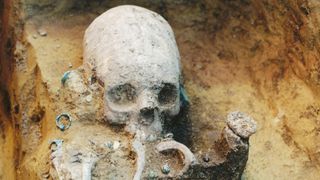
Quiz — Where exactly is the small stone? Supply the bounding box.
[203,153,210,162]
[113,141,120,150]
[105,141,113,149]
[41,173,50,179]
[32,34,37,39]
[226,111,257,138]
[195,64,203,70]
[37,28,47,36]
[148,170,157,178]
[85,95,92,103]
[164,133,173,139]
[68,63,73,68]
[161,163,170,174]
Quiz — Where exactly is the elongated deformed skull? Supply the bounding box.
[84,5,181,136]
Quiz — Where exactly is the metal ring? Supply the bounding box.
[55,113,72,131]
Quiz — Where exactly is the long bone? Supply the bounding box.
[131,109,160,179]
[82,154,98,180]
[132,138,145,180]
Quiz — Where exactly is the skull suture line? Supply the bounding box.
[84,5,181,139]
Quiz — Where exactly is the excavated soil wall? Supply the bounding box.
[0,0,18,179]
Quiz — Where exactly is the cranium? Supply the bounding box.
[84,5,181,138]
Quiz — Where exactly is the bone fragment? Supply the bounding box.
[132,138,145,180]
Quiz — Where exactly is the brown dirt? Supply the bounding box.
[2,0,320,179]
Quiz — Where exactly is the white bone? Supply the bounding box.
[132,138,145,180]
[83,5,181,136]
[51,144,98,180]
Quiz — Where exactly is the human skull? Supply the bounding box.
[83,5,181,136]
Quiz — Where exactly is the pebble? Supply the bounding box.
[68,62,73,68]
[203,153,210,162]
[85,95,92,103]
[161,163,170,174]
[113,141,120,150]
[41,173,50,179]
[148,170,157,178]
[37,28,47,36]
[105,141,113,149]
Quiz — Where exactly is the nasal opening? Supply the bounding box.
[140,107,154,119]
[139,107,158,125]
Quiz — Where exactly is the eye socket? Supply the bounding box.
[107,83,136,104]
[158,83,178,105]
